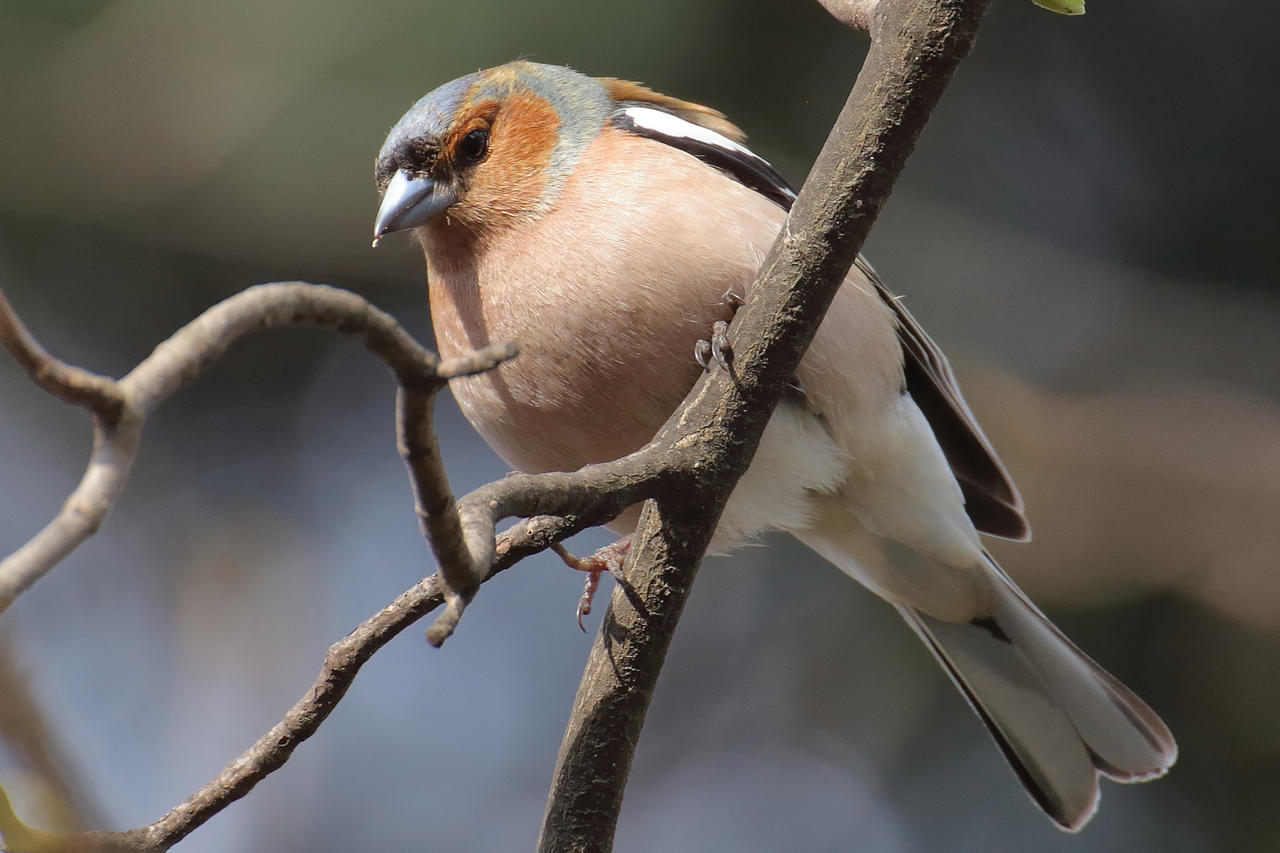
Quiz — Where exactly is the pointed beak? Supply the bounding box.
[372,170,458,246]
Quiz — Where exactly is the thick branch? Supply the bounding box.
[537,1,993,849]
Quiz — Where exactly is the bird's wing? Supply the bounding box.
[854,256,1028,540]
[611,103,1029,540]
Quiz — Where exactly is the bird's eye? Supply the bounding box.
[455,128,489,165]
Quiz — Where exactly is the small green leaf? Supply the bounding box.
[1032,0,1085,14]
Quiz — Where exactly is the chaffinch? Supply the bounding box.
[372,60,1176,830]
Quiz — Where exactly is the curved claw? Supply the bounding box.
[709,320,733,369]
[554,538,631,630]
[576,570,601,632]
[695,338,713,370]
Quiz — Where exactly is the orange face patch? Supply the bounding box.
[447,91,560,232]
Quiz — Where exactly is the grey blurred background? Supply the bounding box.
[0,0,1276,850]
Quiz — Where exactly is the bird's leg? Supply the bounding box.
[551,536,632,631]
[695,290,745,371]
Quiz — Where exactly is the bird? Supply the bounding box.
[371,60,1177,831]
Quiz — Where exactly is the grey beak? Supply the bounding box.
[372,170,458,245]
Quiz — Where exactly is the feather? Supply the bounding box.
[897,552,1177,830]
[597,77,748,142]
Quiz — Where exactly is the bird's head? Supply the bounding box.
[372,61,612,245]
[372,60,748,246]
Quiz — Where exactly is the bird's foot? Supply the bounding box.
[695,290,744,371]
[552,536,632,631]
[695,320,734,371]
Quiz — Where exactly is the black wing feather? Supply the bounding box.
[856,256,1028,540]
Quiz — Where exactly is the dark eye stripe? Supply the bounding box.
[611,105,797,211]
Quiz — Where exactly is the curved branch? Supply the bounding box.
[426,439,684,644]
[0,411,143,612]
[0,291,124,423]
[0,271,686,851]
[116,282,442,413]
[0,283,514,612]
[399,344,519,645]
[0,268,693,849]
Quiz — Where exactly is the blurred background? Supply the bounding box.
[0,0,1276,850]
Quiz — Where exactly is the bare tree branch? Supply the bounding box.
[0,283,514,612]
[0,410,144,614]
[0,274,674,849]
[537,1,994,849]
[396,343,519,646]
[0,292,124,423]
[0,276,670,850]
[0,514,583,853]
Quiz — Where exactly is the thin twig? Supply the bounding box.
[398,384,485,641]
[0,283,512,614]
[7,515,586,853]
[0,291,124,424]
[0,270,670,847]
[0,414,143,611]
[400,343,519,643]
[438,342,519,379]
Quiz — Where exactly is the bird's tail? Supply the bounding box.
[897,552,1178,831]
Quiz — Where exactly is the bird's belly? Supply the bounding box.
[444,321,854,552]
[444,330,705,476]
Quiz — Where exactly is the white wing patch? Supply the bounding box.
[620,105,759,158]
[616,106,798,205]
